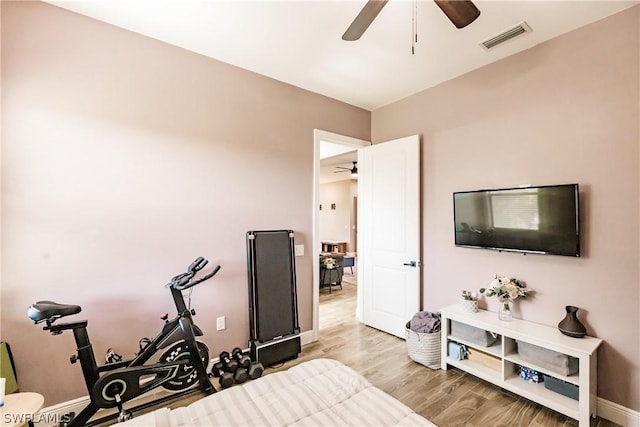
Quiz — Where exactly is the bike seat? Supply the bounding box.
[27,300,81,323]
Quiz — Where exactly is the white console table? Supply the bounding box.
[440,304,602,426]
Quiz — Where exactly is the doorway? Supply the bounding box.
[312,130,369,341]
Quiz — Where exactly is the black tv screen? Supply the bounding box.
[453,184,580,257]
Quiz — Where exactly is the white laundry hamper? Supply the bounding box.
[405,321,441,370]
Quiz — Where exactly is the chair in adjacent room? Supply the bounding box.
[342,256,355,274]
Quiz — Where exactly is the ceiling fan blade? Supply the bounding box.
[433,0,480,29]
[342,0,389,41]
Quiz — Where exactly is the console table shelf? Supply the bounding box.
[440,304,602,426]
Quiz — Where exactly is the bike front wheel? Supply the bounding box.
[158,340,210,391]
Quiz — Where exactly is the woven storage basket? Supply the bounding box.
[405,321,441,370]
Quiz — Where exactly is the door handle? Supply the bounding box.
[403,261,419,267]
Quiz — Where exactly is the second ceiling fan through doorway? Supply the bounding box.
[335,161,358,178]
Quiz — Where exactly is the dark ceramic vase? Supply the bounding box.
[558,305,587,338]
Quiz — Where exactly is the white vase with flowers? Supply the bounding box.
[479,275,531,321]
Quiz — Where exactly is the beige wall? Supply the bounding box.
[372,6,639,411]
[0,1,370,404]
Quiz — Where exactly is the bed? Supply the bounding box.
[115,358,435,426]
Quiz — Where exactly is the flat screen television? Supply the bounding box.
[453,184,580,257]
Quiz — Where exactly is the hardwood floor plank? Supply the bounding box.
[431,391,487,426]
[463,389,518,426]
[417,373,484,419]
[530,406,576,426]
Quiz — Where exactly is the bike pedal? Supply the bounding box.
[117,410,133,423]
[136,337,152,355]
[105,348,123,364]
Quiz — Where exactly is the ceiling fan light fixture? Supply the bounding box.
[334,161,358,178]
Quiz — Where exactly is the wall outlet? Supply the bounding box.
[295,244,304,256]
[216,316,226,331]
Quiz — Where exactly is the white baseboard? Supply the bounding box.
[598,397,640,426]
[33,396,87,427]
[299,329,315,346]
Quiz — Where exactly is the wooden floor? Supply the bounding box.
[105,271,619,427]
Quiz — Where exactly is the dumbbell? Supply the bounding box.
[211,361,234,389]
[226,349,250,384]
[233,367,248,384]
[248,360,264,380]
[232,347,251,370]
[219,351,239,373]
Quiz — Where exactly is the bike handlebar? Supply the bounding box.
[176,265,221,290]
[167,258,220,291]
[188,257,208,273]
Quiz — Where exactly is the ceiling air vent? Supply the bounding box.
[480,21,532,50]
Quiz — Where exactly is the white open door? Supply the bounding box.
[358,135,420,338]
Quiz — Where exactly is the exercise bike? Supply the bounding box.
[27,257,220,426]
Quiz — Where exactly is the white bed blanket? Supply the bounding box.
[116,358,435,426]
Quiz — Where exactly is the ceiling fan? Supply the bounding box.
[334,161,358,178]
[342,0,481,41]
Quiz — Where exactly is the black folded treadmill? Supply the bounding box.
[246,230,301,367]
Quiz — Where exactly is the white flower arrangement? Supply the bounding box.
[322,257,337,269]
[479,275,531,302]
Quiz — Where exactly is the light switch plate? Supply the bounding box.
[216,316,225,331]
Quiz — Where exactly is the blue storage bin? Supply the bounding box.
[543,374,579,400]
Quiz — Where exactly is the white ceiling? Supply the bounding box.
[46,0,637,111]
